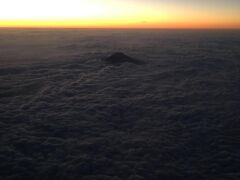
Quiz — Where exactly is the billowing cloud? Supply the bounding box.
[0,29,239,179]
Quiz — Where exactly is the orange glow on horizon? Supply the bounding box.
[1,20,240,29]
[0,0,239,29]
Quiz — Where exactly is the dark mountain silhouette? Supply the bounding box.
[103,52,145,65]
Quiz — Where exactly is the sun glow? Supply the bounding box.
[0,0,239,28]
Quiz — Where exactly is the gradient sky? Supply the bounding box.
[0,0,240,28]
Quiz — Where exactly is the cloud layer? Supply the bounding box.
[0,29,239,180]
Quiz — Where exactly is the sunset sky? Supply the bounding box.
[0,0,240,28]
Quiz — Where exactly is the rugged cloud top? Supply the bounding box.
[0,29,239,180]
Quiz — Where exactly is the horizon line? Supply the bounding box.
[0,26,240,30]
